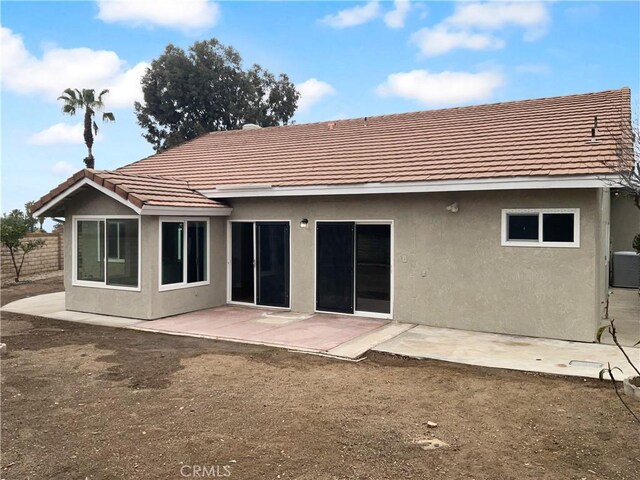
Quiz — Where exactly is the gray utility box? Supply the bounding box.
[611,251,640,288]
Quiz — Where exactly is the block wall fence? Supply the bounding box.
[1,230,64,281]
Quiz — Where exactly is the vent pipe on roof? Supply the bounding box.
[590,116,598,142]
[242,123,261,130]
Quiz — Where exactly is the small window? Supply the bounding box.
[507,214,539,241]
[542,213,574,243]
[502,209,579,248]
[160,219,209,290]
[74,217,139,289]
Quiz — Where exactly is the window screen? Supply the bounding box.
[187,221,207,283]
[507,214,539,241]
[77,220,105,282]
[162,222,184,285]
[106,219,138,287]
[542,213,574,243]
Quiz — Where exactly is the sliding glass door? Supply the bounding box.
[230,221,290,308]
[316,222,391,317]
[316,222,355,314]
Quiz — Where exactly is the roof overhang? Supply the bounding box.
[33,177,143,218]
[33,177,234,218]
[199,174,622,199]
[140,205,232,216]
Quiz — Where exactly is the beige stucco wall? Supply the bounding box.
[63,185,604,341]
[610,191,640,252]
[228,189,601,342]
[64,187,227,319]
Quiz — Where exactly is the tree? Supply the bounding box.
[23,201,42,232]
[601,112,640,251]
[57,88,115,169]
[134,38,299,152]
[0,209,45,282]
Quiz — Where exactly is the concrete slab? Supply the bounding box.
[328,323,415,359]
[135,307,387,353]
[1,292,65,316]
[601,287,640,347]
[374,325,640,380]
[1,292,144,328]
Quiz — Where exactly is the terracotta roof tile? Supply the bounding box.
[32,170,228,214]
[117,88,631,188]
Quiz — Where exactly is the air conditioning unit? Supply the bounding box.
[611,251,640,288]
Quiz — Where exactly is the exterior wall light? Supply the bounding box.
[446,202,459,213]
[300,218,309,228]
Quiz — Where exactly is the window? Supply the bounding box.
[502,209,580,247]
[74,217,140,289]
[160,219,209,290]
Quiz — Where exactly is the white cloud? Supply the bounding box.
[296,78,336,113]
[409,2,550,56]
[376,69,504,106]
[96,0,220,30]
[384,0,412,29]
[447,2,550,41]
[30,123,84,145]
[51,161,79,176]
[1,27,147,108]
[30,122,104,146]
[321,1,380,29]
[411,26,504,56]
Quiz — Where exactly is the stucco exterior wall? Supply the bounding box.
[62,185,603,341]
[228,189,601,342]
[610,191,640,253]
[64,187,227,319]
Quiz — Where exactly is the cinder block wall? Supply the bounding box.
[1,231,64,280]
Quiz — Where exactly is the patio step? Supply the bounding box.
[327,322,415,359]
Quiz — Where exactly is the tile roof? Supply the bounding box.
[117,88,632,188]
[32,169,228,214]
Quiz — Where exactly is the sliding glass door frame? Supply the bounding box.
[226,220,292,310]
[314,220,394,320]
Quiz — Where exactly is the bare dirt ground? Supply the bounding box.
[1,279,639,479]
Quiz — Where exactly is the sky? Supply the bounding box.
[1,0,639,225]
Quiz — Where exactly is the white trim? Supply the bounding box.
[158,217,211,292]
[199,175,621,199]
[501,208,581,248]
[226,220,292,309]
[314,220,394,320]
[34,178,142,217]
[72,215,141,291]
[141,205,232,216]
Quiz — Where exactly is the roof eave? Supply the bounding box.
[199,174,623,199]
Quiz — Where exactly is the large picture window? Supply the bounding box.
[75,217,140,289]
[501,209,580,247]
[160,219,209,290]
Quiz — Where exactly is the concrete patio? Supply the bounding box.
[1,291,638,378]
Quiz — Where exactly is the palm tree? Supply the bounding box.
[57,88,115,169]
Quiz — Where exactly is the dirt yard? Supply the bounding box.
[1,279,639,479]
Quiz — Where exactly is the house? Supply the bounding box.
[32,88,635,342]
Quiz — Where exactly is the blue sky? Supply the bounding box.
[1,1,639,223]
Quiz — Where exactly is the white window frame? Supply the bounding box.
[159,217,211,292]
[226,220,292,310]
[314,220,394,320]
[72,215,141,291]
[501,208,580,248]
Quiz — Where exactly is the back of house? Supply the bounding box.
[33,87,638,342]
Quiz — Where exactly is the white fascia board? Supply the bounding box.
[33,178,142,218]
[198,175,622,199]
[140,205,233,216]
